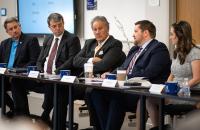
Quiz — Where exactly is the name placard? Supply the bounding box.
[102,79,117,88]
[149,84,165,94]
[0,68,6,74]
[61,76,76,83]
[28,71,39,78]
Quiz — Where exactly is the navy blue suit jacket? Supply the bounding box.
[121,39,171,84]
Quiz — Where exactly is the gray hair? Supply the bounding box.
[47,13,64,26]
[4,17,20,29]
[91,16,109,30]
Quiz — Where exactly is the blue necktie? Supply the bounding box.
[7,41,18,68]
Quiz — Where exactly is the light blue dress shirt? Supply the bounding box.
[7,40,18,68]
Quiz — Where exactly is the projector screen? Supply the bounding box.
[17,0,75,35]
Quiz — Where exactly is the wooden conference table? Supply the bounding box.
[1,72,200,130]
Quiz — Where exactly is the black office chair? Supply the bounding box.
[65,86,88,130]
[127,104,196,128]
[127,113,136,127]
[66,101,89,130]
[79,103,89,117]
[164,104,196,126]
[128,113,136,122]
[66,122,79,130]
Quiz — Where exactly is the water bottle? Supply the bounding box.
[179,78,191,97]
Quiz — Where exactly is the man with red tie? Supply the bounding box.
[12,13,81,130]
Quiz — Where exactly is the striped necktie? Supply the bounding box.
[127,47,142,74]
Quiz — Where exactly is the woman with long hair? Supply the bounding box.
[146,21,200,130]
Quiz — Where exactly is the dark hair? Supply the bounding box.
[4,17,20,29]
[172,21,197,64]
[135,20,156,38]
[47,13,64,26]
[91,16,109,30]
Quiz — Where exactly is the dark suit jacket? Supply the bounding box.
[73,35,126,75]
[37,30,81,75]
[121,39,171,84]
[0,33,40,68]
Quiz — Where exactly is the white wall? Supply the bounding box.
[0,0,173,50]
[145,0,170,46]
[84,0,146,41]
[0,0,17,42]
[84,0,171,49]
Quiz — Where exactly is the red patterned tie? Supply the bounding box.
[127,47,142,74]
[46,38,59,74]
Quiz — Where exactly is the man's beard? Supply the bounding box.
[134,40,139,46]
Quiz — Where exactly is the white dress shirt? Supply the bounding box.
[44,34,63,74]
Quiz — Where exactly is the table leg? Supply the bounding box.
[53,83,58,130]
[1,76,5,117]
[159,98,165,130]
[68,84,74,130]
[140,95,146,130]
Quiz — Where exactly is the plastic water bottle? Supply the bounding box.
[180,78,191,97]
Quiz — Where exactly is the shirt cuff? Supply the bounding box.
[87,58,93,63]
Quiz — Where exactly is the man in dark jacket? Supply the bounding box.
[73,16,126,130]
[0,17,40,117]
[89,20,171,130]
[11,13,81,130]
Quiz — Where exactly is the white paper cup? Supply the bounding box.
[84,63,93,78]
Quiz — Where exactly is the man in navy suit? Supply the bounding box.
[88,20,171,130]
[0,17,40,117]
